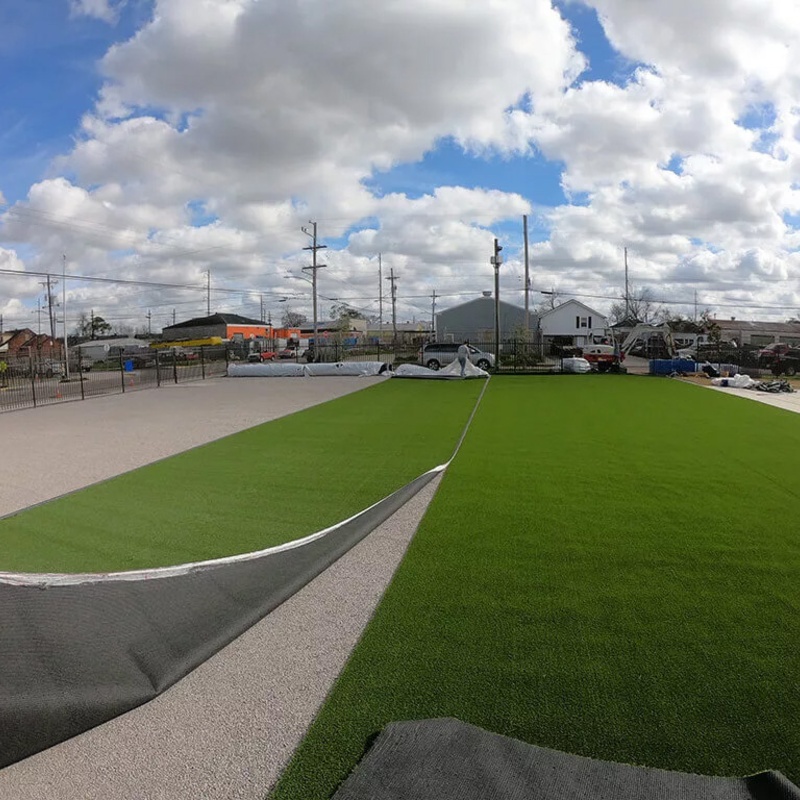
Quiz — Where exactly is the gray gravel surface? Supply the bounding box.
[0,376,382,518]
[0,376,441,799]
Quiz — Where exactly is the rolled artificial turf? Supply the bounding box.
[0,380,484,573]
[271,376,800,800]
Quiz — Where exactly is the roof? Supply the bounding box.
[539,298,606,320]
[711,319,800,334]
[163,313,267,330]
[438,296,538,318]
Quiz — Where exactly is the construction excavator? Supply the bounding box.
[580,324,686,372]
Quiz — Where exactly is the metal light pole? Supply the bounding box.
[302,221,326,361]
[62,254,70,381]
[490,238,503,369]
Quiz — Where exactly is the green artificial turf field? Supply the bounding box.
[0,380,484,573]
[271,376,800,799]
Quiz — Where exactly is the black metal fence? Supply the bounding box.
[0,346,229,414]
[0,339,596,414]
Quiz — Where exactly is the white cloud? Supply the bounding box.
[70,0,125,24]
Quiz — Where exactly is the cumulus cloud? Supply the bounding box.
[70,0,125,23]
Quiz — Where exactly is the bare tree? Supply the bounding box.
[609,286,661,325]
[535,288,563,313]
[281,310,307,327]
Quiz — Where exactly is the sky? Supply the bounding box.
[2,0,800,335]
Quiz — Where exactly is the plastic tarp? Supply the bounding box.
[561,357,592,374]
[304,362,389,376]
[393,360,489,380]
[0,468,440,769]
[228,362,307,377]
[712,374,756,388]
[227,362,389,377]
[332,718,799,800]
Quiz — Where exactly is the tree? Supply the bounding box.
[76,312,112,340]
[608,286,660,325]
[535,288,563,313]
[330,303,364,321]
[281,310,307,327]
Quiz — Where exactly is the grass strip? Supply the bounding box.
[0,379,484,572]
[271,376,800,799]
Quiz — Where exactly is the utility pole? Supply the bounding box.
[42,275,57,341]
[523,214,530,336]
[147,310,152,335]
[259,293,265,323]
[624,246,630,322]
[36,298,42,334]
[62,254,70,380]
[206,270,211,316]
[90,308,94,340]
[430,289,437,339]
[173,308,177,325]
[386,268,398,347]
[301,221,327,359]
[378,253,383,343]
[694,290,698,323]
[491,238,503,369]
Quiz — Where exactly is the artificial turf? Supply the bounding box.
[0,380,484,573]
[271,376,800,799]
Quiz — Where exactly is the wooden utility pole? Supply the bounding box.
[302,221,327,357]
[624,247,630,321]
[523,214,530,336]
[430,289,437,339]
[386,268,398,347]
[206,270,211,316]
[378,253,383,343]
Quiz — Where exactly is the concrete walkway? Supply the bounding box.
[0,376,440,799]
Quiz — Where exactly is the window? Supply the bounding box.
[579,317,589,328]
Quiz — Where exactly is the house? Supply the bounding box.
[0,329,63,360]
[538,300,609,347]
[161,313,299,343]
[435,295,538,344]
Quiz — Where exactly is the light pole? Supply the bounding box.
[301,221,327,361]
[490,238,503,369]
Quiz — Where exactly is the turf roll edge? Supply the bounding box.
[0,467,439,770]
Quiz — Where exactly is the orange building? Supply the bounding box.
[161,313,299,342]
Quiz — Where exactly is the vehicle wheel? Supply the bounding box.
[772,365,783,376]
[476,359,490,371]
[597,362,610,373]
[784,364,797,377]
[426,359,440,371]
[45,368,53,378]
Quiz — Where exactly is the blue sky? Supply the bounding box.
[1,0,799,330]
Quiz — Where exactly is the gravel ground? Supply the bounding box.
[0,375,441,799]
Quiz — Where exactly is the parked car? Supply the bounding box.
[758,342,792,368]
[277,348,298,359]
[247,351,277,363]
[418,342,495,371]
[770,347,800,377]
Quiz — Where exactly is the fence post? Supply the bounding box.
[30,355,37,408]
[173,348,178,384]
[120,351,126,393]
[200,346,206,380]
[79,348,85,400]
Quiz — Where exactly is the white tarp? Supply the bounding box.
[393,360,489,380]
[228,361,388,378]
[304,362,388,376]
[228,362,307,377]
[561,357,592,374]
[712,373,756,389]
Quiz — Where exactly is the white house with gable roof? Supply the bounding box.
[538,299,608,346]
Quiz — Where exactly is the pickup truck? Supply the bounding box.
[770,347,800,377]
